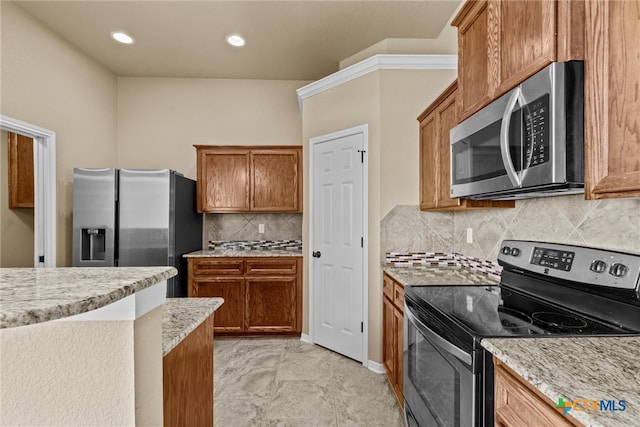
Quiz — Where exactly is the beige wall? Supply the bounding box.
[116,77,310,180]
[0,1,118,266]
[0,130,35,267]
[302,68,455,364]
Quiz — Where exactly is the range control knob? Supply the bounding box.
[609,263,628,277]
[510,247,521,257]
[501,246,511,255]
[590,259,607,273]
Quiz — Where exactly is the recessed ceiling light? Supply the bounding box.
[226,34,246,47]
[111,31,134,45]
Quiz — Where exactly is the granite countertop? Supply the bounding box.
[383,265,499,287]
[184,248,302,258]
[162,297,224,356]
[483,337,640,427]
[0,267,177,329]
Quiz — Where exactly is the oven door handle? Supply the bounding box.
[500,86,524,188]
[405,304,472,365]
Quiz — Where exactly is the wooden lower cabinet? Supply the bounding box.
[190,277,245,333]
[382,273,404,408]
[163,312,214,427]
[188,257,302,335]
[494,358,579,427]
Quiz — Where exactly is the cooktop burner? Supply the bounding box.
[531,312,588,329]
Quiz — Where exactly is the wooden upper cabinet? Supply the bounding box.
[250,149,301,212]
[584,0,640,199]
[418,81,514,211]
[453,0,584,121]
[195,145,302,213]
[195,146,250,212]
[7,132,35,209]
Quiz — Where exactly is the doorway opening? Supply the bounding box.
[0,115,56,267]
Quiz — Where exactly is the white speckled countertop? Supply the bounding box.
[184,248,302,258]
[162,297,224,356]
[483,337,640,427]
[383,265,499,287]
[0,267,177,329]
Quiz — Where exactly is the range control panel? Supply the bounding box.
[498,240,640,291]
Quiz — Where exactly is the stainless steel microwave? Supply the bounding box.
[450,61,584,200]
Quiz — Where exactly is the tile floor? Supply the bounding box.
[214,337,404,426]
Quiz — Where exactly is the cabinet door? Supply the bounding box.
[494,0,556,97]
[453,0,494,121]
[8,132,34,209]
[419,114,439,210]
[585,0,640,199]
[190,277,245,333]
[245,276,298,333]
[196,147,250,212]
[436,91,463,209]
[250,149,301,212]
[382,296,396,385]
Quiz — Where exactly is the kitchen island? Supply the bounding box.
[0,266,176,426]
[483,336,640,427]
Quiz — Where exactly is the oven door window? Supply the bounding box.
[451,112,522,185]
[405,316,474,427]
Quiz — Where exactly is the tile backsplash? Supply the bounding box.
[381,195,640,263]
[204,213,302,242]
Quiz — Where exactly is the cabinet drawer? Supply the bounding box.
[246,258,297,275]
[383,274,394,300]
[393,283,405,312]
[190,258,244,276]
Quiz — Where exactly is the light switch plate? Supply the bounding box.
[466,228,473,244]
[258,224,265,233]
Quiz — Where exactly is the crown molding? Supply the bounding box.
[296,54,457,112]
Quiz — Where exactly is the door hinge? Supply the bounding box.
[361,237,364,248]
[357,149,366,163]
[39,255,45,263]
[361,322,364,333]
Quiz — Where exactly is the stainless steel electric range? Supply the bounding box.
[403,240,640,427]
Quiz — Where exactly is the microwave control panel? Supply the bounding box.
[523,94,550,167]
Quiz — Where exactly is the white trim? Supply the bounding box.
[296,54,457,112]
[57,281,167,322]
[308,124,369,367]
[0,115,56,267]
[300,333,311,344]
[366,359,385,375]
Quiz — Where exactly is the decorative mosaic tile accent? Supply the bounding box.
[385,251,502,282]
[208,239,302,251]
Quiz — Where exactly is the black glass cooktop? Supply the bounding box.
[405,284,632,338]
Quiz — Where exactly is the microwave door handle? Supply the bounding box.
[500,87,523,187]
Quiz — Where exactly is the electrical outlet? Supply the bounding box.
[466,228,473,244]
[258,224,265,233]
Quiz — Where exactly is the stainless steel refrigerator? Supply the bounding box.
[72,168,202,297]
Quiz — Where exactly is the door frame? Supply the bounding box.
[0,115,56,267]
[308,123,369,366]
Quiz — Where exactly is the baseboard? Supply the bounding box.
[367,359,385,374]
[300,333,311,344]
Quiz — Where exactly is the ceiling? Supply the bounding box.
[13,0,461,81]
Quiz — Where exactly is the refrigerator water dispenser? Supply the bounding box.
[81,228,106,261]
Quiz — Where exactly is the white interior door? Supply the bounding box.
[310,125,366,362]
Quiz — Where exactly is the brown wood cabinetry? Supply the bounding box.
[195,145,302,213]
[494,358,579,427]
[418,81,514,211]
[584,0,640,200]
[7,132,34,209]
[382,273,404,408]
[163,311,214,427]
[188,256,302,335]
[452,0,584,121]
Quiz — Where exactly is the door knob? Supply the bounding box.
[312,251,321,258]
